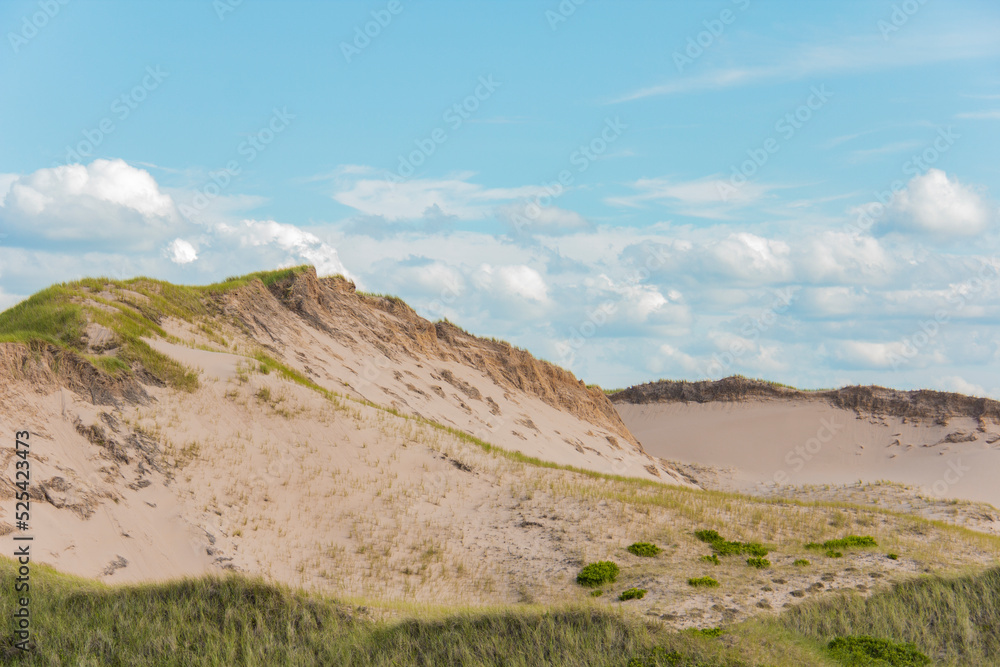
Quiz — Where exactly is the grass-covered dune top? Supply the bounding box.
[0,266,314,393]
[4,559,1000,665]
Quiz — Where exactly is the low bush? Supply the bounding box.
[694,530,768,558]
[687,577,719,588]
[577,561,620,587]
[746,557,771,569]
[700,554,720,565]
[887,553,899,560]
[627,542,662,557]
[618,588,647,601]
[826,550,843,558]
[807,536,878,551]
[793,559,810,567]
[827,635,930,666]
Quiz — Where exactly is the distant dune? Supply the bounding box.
[611,377,1000,508]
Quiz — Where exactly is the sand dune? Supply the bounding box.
[614,383,1000,509]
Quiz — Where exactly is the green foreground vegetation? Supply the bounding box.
[3,560,998,665]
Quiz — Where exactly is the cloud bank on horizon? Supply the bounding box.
[1,0,999,396]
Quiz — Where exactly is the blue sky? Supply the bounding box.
[2,0,1000,394]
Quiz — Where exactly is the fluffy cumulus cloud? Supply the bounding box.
[874,169,996,237]
[705,233,792,282]
[217,219,353,279]
[0,159,183,248]
[475,264,549,303]
[166,238,198,264]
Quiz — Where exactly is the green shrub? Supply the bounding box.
[807,536,878,551]
[700,554,720,565]
[694,529,722,544]
[577,561,620,587]
[793,559,810,567]
[827,550,843,558]
[590,589,603,597]
[688,577,719,588]
[693,530,769,558]
[746,557,771,569]
[618,588,647,601]
[827,635,930,666]
[887,553,899,560]
[627,542,662,557]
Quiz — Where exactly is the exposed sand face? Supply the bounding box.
[615,399,1000,508]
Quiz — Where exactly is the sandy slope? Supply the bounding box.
[615,398,1000,508]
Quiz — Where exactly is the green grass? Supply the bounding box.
[777,567,1000,665]
[806,536,878,552]
[0,560,757,667]
[577,561,620,588]
[687,577,719,588]
[826,636,930,666]
[4,558,1000,665]
[627,542,662,558]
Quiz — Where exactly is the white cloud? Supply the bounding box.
[0,159,183,248]
[938,375,987,397]
[476,264,549,302]
[706,233,792,281]
[497,203,590,234]
[331,171,550,221]
[955,110,1000,120]
[218,219,353,279]
[874,169,995,237]
[166,238,198,264]
[797,232,893,283]
[607,176,776,218]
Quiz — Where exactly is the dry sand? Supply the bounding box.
[616,399,1000,508]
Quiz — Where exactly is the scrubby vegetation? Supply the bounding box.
[576,561,620,588]
[687,577,719,588]
[806,536,878,551]
[619,588,647,601]
[746,557,771,570]
[826,636,930,666]
[694,530,768,558]
[700,554,720,566]
[627,542,662,558]
[793,559,810,567]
